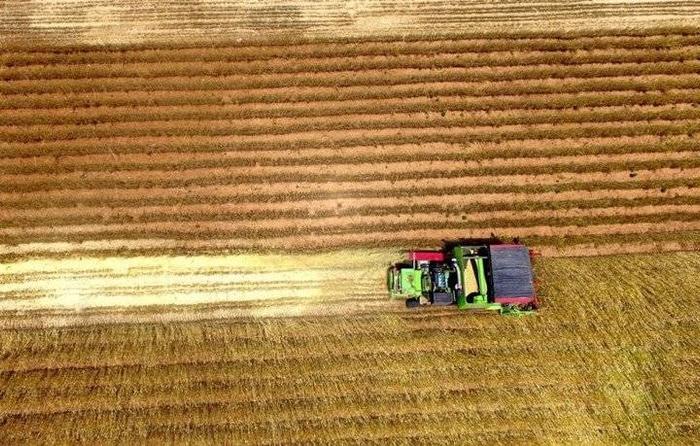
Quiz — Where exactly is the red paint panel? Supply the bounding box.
[409,251,445,262]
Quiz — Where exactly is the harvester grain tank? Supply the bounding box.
[387,241,538,315]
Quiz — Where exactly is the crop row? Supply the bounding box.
[3,60,699,96]
[4,88,700,128]
[2,149,696,194]
[4,117,699,159]
[0,323,619,371]
[2,207,697,246]
[4,74,698,111]
[2,166,696,210]
[1,219,697,256]
[4,187,696,229]
[3,104,699,145]
[4,46,700,81]
[2,134,697,176]
[4,34,700,68]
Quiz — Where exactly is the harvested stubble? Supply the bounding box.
[0,251,698,444]
[2,2,700,46]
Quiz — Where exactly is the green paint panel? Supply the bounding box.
[400,268,423,298]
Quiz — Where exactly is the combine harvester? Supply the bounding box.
[388,240,538,315]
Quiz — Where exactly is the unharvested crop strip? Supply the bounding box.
[0,345,597,393]
[1,322,584,368]
[0,330,688,383]
[0,359,638,411]
[525,230,700,252]
[1,307,690,359]
[4,373,695,440]
[0,321,689,388]
[116,398,700,443]
[8,38,700,70]
[0,379,678,435]
[1,320,692,382]
[261,404,698,446]
[0,393,655,444]
[0,383,596,429]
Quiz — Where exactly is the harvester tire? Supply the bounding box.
[405,298,420,308]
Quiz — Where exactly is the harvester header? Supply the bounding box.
[388,241,538,315]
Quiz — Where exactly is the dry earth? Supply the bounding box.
[1,1,699,444]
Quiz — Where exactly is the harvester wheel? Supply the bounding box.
[405,298,420,308]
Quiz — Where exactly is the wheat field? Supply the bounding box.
[1,0,700,444]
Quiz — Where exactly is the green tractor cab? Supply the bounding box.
[388,241,538,315]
